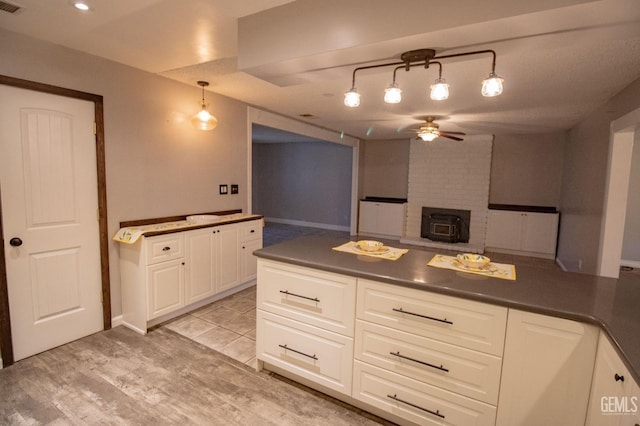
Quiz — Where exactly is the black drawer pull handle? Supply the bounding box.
[278,344,318,361]
[279,290,320,303]
[162,246,171,251]
[387,394,445,419]
[392,307,453,325]
[389,351,449,373]
[250,229,255,233]
[615,373,624,382]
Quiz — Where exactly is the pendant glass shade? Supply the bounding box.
[344,88,360,107]
[191,104,218,130]
[419,131,438,142]
[192,81,218,130]
[429,78,450,100]
[481,72,504,97]
[384,83,402,104]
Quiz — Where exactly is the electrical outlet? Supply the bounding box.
[231,184,239,194]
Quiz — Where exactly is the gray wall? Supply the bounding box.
[622,130,640,264]
[252,141,352,228]
[490,133,566,207]
[557,76,640,274]
[1,29,251,317]
[359,134,566,208]
[360,139,410,199]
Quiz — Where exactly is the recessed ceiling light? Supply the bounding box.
[73,2,90,11]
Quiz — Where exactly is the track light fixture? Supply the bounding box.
[344,48,504,107]
[191,81,218,131]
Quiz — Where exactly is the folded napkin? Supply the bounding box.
[427,254,516,280]
[112,221,186,244]
[332,241,408,261]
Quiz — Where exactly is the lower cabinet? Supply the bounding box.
[353,361,496,426]
[586,333,640,425]
[121,218,262,334]
[257,310,354,395]
[255,260,638,426]
[496,309,599,426]
[485,209,559,259]
[147,258,185,319]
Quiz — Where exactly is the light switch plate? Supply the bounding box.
[219,184,228,195]
[231,184,238,194]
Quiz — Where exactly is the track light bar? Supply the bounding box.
[344,48,504,107]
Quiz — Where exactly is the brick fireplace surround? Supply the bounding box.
[401,135,493,253]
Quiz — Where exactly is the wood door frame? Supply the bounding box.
[0,75,111,367]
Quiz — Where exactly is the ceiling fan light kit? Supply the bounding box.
[191,80,218,131]
[344,48,504,107]
[414,116,466,142]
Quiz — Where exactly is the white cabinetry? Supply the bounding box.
[586,333,640,425]
[120,218,262,334]
[496,309,599,426]
[485,209,559,258]
[240,220,263,282]
[256,259,356,395]
[353,279,506,425]
[358,201,406,238]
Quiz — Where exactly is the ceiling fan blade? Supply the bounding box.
[440,131,466,136]
[441,134,464,141]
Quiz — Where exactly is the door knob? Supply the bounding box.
[9,237,23,247]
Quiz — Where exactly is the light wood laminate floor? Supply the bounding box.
[0,324,391,425]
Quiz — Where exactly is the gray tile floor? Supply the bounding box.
[164,285,259,368]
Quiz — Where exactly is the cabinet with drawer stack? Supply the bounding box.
[353,279,507,425]
[119,217,262,334]
[256,259,356,395]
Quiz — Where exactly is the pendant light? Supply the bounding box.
[191,81,218,131]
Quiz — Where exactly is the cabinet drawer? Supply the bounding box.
[257,310,353,395]
[241,220,263,241]
[355,320,502,405]
[145,233,185,265]
[353,361,496,426]
[357,279,507,356]
[257,260,356,336]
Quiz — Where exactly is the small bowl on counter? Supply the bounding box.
[186,214,220,224]
[355,240,384,252]
[456,253,491,270]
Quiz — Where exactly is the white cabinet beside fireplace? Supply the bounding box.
[485,209,559,259]
[358,201,406,239]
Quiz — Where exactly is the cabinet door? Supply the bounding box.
[376,203,405,237]
[485,210,522,249]
[521,212,559,255]
[241,238,262,282]
[215,224,241,293]
[184,228,215,305]
[146,258,184,320]
[496,309,598,426]
[358,201,378,234]
[586,333,640,425]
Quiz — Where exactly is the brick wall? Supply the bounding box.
[400,135,493,253]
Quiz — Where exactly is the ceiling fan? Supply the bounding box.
[414,117,466,141]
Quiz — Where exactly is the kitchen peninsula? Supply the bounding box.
[254,235,640,426]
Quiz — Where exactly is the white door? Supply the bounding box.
[0,85,103,361]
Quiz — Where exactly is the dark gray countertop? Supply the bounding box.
[254,235,640,384]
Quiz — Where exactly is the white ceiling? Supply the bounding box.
[1,0,640,141]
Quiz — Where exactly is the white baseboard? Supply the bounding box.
[265,217,349,232]
[555,257,568,272]
[620,259,640,268]
[111,315,123,328]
